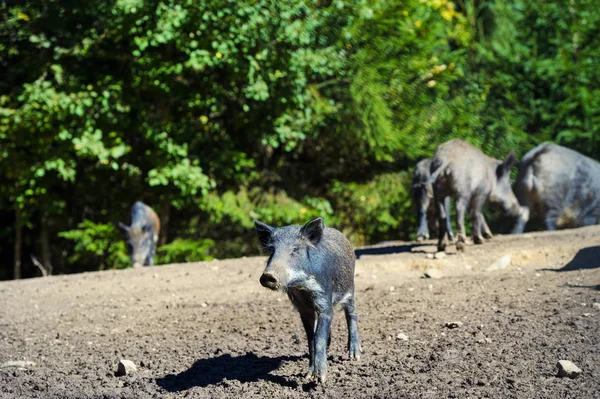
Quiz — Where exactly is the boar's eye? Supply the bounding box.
[291,246,301,255]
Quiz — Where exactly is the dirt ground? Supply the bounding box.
[1,226,599,399]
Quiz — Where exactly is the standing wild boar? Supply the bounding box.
[412,158,455,241]
[118,201,160,268]
[512,142,600,233]
[254,218,360,383]
[431,139,520,252]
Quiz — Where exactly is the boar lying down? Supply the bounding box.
[254,218,361,383]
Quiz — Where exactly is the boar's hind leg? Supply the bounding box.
[343,295,361,361]
[299,309,316,380]
[470,195,486,244]
[444,197,455,241]
[544,214,559,231]
[313,307,333,383]
[456,197,472,245]
[435,190,450,252]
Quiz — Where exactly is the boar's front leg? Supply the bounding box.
[299,309,316,380]
[313,306,333,383]
[481,214,493,239]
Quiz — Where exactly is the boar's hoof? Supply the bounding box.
[483,231,493,240]
[456,241,466,252]
[473,235,485,245]
[457,235,473,246]
[349,346,361,361]
[304,368,316,381]
[305,369,327,384]
[416,233,429,241]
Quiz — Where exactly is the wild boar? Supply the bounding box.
[430,139,519,251]
[412,158,454,241]
[254,218,360,383]
[512,142,600,233]
[118,201,160,268]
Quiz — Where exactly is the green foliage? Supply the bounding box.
[2,0,600,279]
[330,172,414,246]
[58,221,130,271]
[156,239,215,264]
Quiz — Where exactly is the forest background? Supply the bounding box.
[1,0,599,279]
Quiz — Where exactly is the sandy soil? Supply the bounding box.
[1,226,599,399]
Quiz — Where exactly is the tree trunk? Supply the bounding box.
[41,216,52,276]
[160,204,170,246]
[14,207,22,280]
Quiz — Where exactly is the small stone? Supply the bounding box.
[444,321,463,329]
[434,252,447,260]
[426,253,434,259]
[486,255,511,272]
[556,360,582,378]
[465,264,472,270]
[535,273,541,277]
[592,303,600,310]
[389,286,396,292]
[116,359,137,376]
[527,288,533,292]
[582,313,592,318]
[423,269,443,279]
[1,361,36,370]
[396,333,409,342]
[201,303,208,308]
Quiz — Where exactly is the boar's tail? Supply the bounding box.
[412,161,448,189]
[514,142,554,206]
[426,161,449,186]
[520,142,553,166]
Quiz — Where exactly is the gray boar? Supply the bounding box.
[118,201,160,268]
[431,139,519,251]
[254,217,360,383]
[512,142,600,233]
[412,158,454,241]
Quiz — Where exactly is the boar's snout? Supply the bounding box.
[260,272,279,290]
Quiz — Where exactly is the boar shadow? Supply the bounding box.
[156,352,301,392]
[542,246,600,272]
[355,243,426,259]
[563,283,600,291]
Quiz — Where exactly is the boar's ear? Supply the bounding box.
[254,221,275,249]
[301,217,324,246]
[498,151,517,177]
[117,222,130,235]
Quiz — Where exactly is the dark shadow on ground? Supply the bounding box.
[542,246,600,272]
[156,353,301,392]
[355,243,427,259]
[563,283,600,291]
